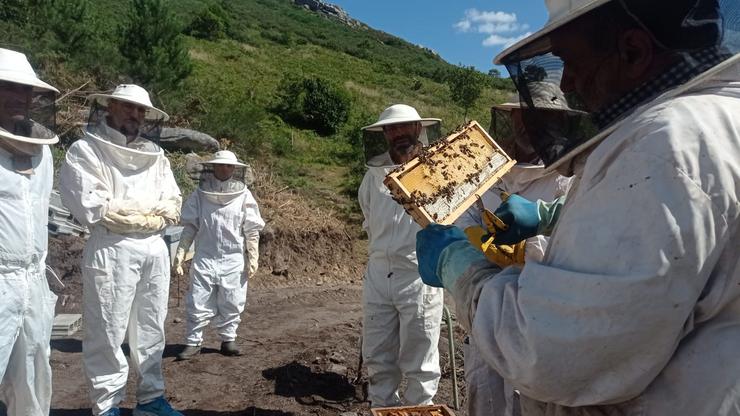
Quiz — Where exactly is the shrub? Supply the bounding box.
[274,75,351,135]
[301,77,350,135]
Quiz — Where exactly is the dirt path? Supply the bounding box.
[46,278,467,416]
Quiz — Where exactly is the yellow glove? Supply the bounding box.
[464,226,526,267]
[101,211,166,234]
[173,246,186,277]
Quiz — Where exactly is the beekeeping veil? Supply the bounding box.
[199,150,248,205]
[86,84,168,154]
[490,88,586,164]
[495,0,740,171]
[0,48,58,163]
[361,104,442,167]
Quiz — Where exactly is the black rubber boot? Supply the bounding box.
[220,341,241,356]
[176,345,201,361]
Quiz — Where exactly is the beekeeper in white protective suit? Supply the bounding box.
[59,84,183,416]
[415,0,740,414]
[0,48,59,416]
[455,92,573,416]
[174,150,264,360]
[359,104,444,407]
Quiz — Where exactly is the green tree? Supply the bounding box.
[46,0,94,53]
[446,65,489,121]
[119,0,192,92]
[0,0,37,23]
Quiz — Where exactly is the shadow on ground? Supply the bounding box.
[262,361,357,403]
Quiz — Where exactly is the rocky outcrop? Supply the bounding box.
[159,127,220,153]
[294,0,361,28]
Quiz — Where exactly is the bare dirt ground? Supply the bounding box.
[40,232,468,416]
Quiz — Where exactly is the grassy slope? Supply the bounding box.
[166,0,510,219]
[5,0,511,222]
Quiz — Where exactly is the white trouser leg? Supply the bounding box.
[397,281,443,405]
[185,268,218,346]
[363,274,402,408]
[82,234,168,415]
[464,336,512,416]
[215,271,248,342]
[0,263,57,416]
[129,238,170,405]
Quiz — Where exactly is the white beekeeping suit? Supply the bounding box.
[455,63,740,416]
[359,105,444,407]
[59,84,183,416]
[174,150,264,359]
[0,48,59,416]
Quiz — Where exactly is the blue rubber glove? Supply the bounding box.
[493,194,540,245]
[416,224,468,288]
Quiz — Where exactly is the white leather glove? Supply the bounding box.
[106,197,181,225]
[173,246,186,277]
[101,211,166,234]
[173,224,197,276]
[151,197,182,225]
[244,231,260,276]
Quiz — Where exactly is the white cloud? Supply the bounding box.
[482,32,533,48]
[454,9,524,34]
[454,20,472,32]
[454,8,533,49]
[477,22,529,34]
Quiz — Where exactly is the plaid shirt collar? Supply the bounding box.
[592,48,730,129]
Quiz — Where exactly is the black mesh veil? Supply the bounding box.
[86,100,163,149]
[0,81,57,145]
[198,164,247,194]
[362,122,442,166]
[499,0,739,168]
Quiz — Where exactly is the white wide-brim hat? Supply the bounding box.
[88,84,169,121]
[362,104,441,131]
[495,0,612,64]
[202,150,247,167]
[0,48,59,93]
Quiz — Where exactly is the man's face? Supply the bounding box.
[213,163,235,181]
[0,81,32,133]
[550,30,622,113]
[383,122,422,164]
[106,99,147,141]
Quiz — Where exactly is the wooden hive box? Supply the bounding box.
[371,404,457,416]
[384,120,515,227]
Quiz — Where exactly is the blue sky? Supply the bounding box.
[329,0,548,73]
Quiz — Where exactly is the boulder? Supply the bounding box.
[159,127,220,152]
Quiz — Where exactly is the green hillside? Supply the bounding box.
[0,0,512,219]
